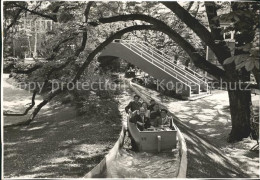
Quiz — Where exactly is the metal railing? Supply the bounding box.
[114,39,207,85]
[119,41,202,94]
[135,41,209,92]
[122,42,200,88]
[139,41,206,81]
[133,42,204,85]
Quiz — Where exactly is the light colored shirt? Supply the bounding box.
[161,116,172,125]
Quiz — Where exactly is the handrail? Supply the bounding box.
[121,43,191,87]
[114,39,206,83]
[121,42,198,88]
[124,42,200,88]
[133,42,203,84]
[123,43,200,86]
[137,42,205,84]
[139,41,205,81]
[124,44,192,90]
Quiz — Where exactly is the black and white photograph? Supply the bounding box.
[1,0,260,179]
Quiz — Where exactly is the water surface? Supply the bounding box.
[103,134,180,178]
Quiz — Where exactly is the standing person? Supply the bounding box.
[125,95,142,115]
[148,99,156,111]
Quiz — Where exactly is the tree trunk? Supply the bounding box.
[227,89,252,142]
[252,67,260,87]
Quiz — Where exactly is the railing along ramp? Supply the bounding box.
[99,39,210,99]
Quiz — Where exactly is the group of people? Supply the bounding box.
[125,95,173,131]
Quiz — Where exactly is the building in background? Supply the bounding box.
[7,13,55,60]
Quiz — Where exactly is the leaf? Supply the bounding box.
[241,43,251,52]
[223,56,235,65]
[245,60,255,71]
[234,54,249,65]
[236,61,246,70]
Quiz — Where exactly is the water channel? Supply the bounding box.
[102,133,180,178]
[100,83,180,178]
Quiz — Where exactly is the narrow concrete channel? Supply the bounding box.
[86,80,181,178]
[103,143,180,178]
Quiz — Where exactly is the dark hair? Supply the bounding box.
[161,109,168,113]
[150,99,155,102]
[134,95,140,99]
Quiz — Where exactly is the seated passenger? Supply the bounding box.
[134,102,150,118]
[142,102,150,118]
[150,104,160,120]
[125,95,141,115]
[151,115,161,128]
[148,99,156,111]
[160,109,173,126]
[130,107,151,131]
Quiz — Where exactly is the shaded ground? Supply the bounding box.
[131,82,259,178]
[4,104,122,178]
[4,75,122,178]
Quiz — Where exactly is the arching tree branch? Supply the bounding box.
[89,14,226,80]
[73,25,156,81]
[162,2,231,63]
[4,24,156,128]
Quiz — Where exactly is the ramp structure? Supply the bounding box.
[99,39,209,99]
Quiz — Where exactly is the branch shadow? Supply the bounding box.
[4,104,121,178]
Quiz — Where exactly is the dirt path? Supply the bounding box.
[130,83,259,178]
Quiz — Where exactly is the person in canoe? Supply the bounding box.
[125,95,142,116]
[148,99,156,111]
[150,104,161,127]
[150,104,160,120]
[129,107,151,131]
[132,101,150,118]
[151,115,162,127]
[141,102,150,118]
[161,109,173,127]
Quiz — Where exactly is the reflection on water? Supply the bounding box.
[103,134,180,178]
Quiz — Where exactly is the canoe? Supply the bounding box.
[127,117,177,152]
